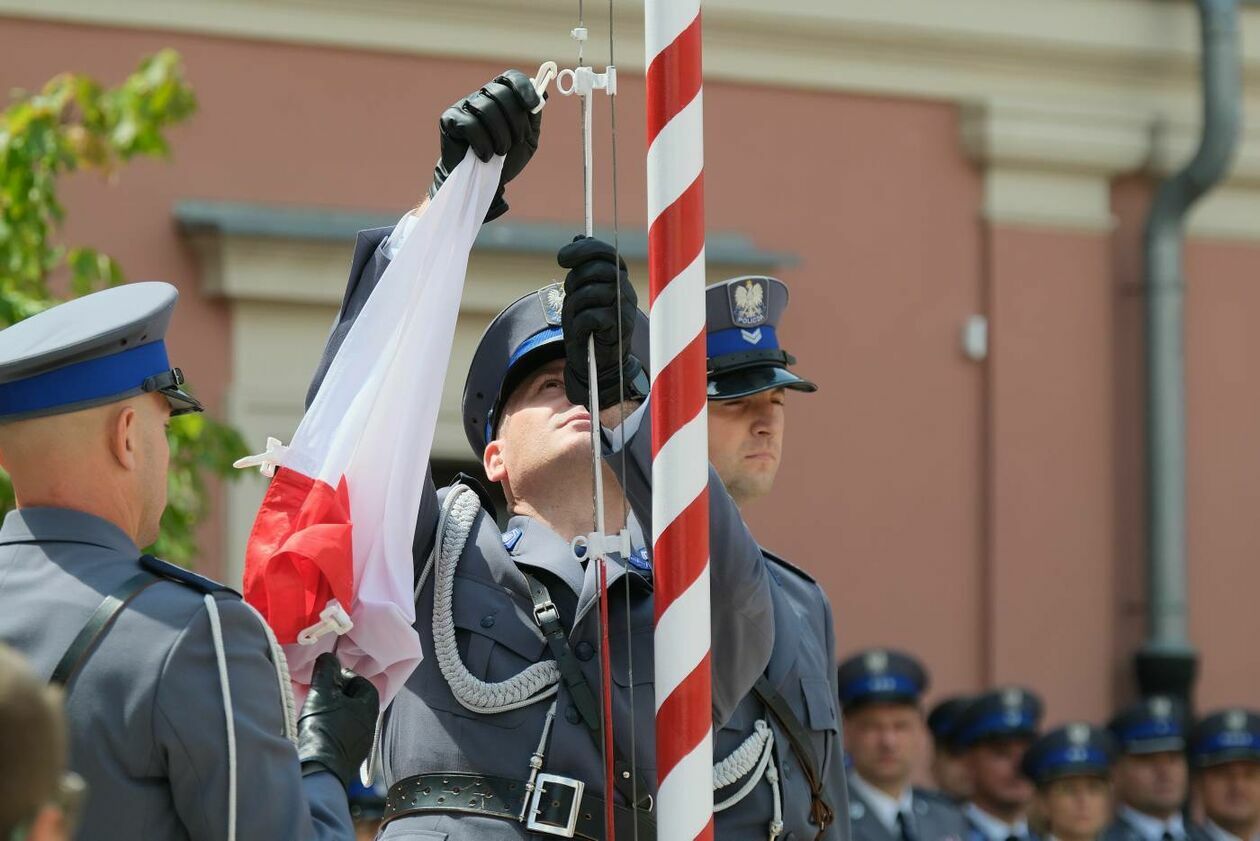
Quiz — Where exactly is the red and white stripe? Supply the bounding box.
[646,3,712,840]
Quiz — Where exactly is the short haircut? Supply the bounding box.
[0,643,66,836]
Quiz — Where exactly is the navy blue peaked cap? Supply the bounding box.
[1107,696,1187,755]
[705,276,817,400]
[1189,709,1260,768]
[1021,723,1117,785]
[953,687,1044,748]
[0,282,202,421]
[928,695,976,748]
[462,282,649,458]
[836,648,928,710]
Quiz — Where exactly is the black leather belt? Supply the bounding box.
[383,773,655,840]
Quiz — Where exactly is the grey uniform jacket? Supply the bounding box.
[714,552,850,841]
[0,507,353,841]
[310,227,776,840]
[848,781,966,841]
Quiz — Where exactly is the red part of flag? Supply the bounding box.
[243,469,355,643]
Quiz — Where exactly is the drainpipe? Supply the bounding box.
[1136,0,1241,705]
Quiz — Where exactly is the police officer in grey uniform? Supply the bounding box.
[928,696,976,804]
[1022,724,1117,841]
[1102,697,1191,841]
[701,276,848,841]
[953,688,1043,841]
[306,72,775,840]
[0,283,379,840]
[838,649,966,841]
[1187,709,1260,841]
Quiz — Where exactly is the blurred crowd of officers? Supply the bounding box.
[833,649,1260,841]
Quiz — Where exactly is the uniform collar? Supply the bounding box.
[850,771,914,835]
[1203,821,1260,841]
[965,802,1030,841]
[0,507,139,556]
[1118,805,1186,841]
[505,513,651,624]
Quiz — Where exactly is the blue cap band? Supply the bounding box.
[0,340,170,418]
[840,674,921,705]
[958,711,1038,746]
[484,327,565,444]
[1028,746,1109,780]
[1193,730,1260,759]
[707,325,779,359]
[1117,720,1183,745]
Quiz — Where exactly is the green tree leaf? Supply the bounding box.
[0,50,244,568]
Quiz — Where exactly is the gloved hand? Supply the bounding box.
[296,652,379,789]
[558,236,644,409]
[430,69,543,223]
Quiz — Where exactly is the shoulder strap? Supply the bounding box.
[523,572,652,810]
[752,675,835,836]
[50,556,164,688]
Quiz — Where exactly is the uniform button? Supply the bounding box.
[575,642,594,661]
[565,705,581,725]
[480,615,495,628]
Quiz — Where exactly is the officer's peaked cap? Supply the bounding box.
[0,282,202,422]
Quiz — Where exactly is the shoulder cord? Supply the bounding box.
[203,594,238,841]
[430,484,560,714]
[242,600,298,743]
[713,719,784,840]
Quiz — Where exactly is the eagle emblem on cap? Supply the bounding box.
[729,278,768,328]
[1068,723,1091,746]
[865,650,889,673]
[539,283,565,326]
[1150,697,1173,719]
[1227,710,1247,731]
[1002,688,1023,709]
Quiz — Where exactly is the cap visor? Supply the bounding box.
[708,366,817,400]
[1124,738,1185,755]
[162,387,203,416]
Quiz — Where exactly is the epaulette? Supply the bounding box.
[140,555,240,597]
[760,547,819,585]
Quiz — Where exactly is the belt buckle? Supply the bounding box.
[525,772,585,837]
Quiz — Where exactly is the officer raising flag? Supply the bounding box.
[0,283,378,839]
[291,70,775,840]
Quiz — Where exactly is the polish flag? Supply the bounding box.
[241,150,504,705]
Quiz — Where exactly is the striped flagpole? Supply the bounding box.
[645,2,712,840]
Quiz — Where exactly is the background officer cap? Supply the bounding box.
[836,648,928,710]
[0,282,202,422]
[1188,708,1260,768]
[705,276,817,400]
[462,283,648,457]
[928,695,976,749]
[1107,696,1187,755]
[953,687,1044,749]
[1021,723,1117,786]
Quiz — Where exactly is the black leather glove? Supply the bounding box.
[558,236,644,409]
[296,652,379,789]
[429,70,543,223]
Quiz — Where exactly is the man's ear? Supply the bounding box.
[483,439,507,483]
[108,405,139,471]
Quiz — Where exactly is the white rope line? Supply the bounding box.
[431,485,560,714]
[204,594,237,841]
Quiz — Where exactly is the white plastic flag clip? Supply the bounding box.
[232,436,290,478]
[531,61,558,114]
[296,599,354,646]
[571,528,632,562]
